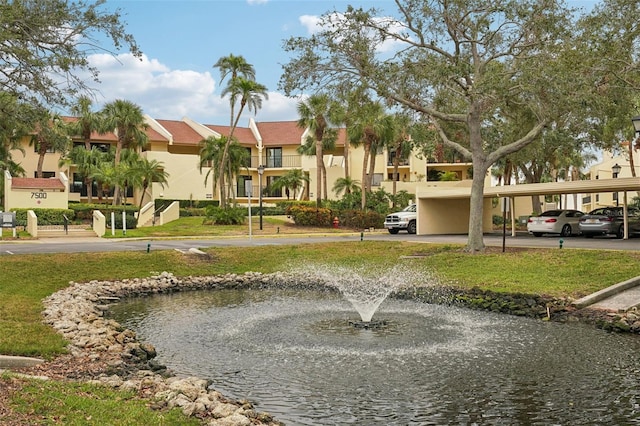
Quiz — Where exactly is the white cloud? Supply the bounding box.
[299,14,322,34]
[247,0,268,4]
[79,53,301,125]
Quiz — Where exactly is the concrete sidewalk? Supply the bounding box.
[572,276,640,312]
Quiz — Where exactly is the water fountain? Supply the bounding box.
[299,264,409,328]
[108,266,640,425]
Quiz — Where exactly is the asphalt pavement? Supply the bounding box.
[1,230,639,255]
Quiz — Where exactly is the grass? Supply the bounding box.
[5,374,200,425]
[103,215,355,238]
[2,220,640,424]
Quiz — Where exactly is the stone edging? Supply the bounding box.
[41,271,307,426]
[38,271,640,425]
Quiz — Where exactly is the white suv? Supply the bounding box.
[383,204,417,234]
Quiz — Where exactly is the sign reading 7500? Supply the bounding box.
[31,192,47,199]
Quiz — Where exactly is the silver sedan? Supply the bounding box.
[527,209,584,237]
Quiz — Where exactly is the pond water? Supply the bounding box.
[108,289,640,425]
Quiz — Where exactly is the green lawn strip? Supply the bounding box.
[7,376,200,426]
[1,241,639,424]
[102,215,356,238]
[2,241,639,358]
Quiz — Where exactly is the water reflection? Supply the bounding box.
[109,289,640,425]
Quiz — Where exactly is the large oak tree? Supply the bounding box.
[280,0,590,252]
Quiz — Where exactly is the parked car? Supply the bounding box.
[527,209,584,237]
[578,206,640,239]
[384,204,416,234]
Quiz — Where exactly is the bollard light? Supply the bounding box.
[559,238,564,249]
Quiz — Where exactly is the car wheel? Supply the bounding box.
[561,224,572,237]
[388,228,399,234]
[407,220,416,234]
[533,232,543,237]
[616,225,624,239]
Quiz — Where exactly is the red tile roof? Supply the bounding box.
[205,125,257,145]
[156,119,204,145]
[12,177,65,190]
[62,116,168,143]
[255,121,305,146]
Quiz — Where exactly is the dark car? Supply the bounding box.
[578,206,640,238]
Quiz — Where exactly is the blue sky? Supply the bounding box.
[79,0,597,126]
[77,0,394,125]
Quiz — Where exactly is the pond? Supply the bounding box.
[108,289,640,425]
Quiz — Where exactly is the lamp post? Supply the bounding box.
[612,163,621,206]
[258,164,265,230]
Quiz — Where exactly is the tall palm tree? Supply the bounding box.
[217,76,268,208]
[385,114,413,206]
[101,99,149,205]
[30,111,71,178]
[66,96,105,202]
[213,54,256,127]
[347,100,389,209]
[199,135,250,205]
[297,94,335,208]
[59,145,106,202]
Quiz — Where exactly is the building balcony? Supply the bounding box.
[248,156,301,169]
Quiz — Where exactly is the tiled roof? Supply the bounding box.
[12,177,65,190]
[205,125,257,145]
[155,119,204,145]
[62,116,168,143]
[255,121,305,146]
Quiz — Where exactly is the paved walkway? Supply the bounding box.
[572,276,640,312]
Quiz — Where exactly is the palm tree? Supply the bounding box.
[297,94,336,208]
[332,176,361,198]
[67,96,105,202]
[213,54,256,127]
[199,135,250,205]
[347,100,389,209]
[270,169,310,200]
[385,114,413,206]
[30,111,71,178]
[59,146,106,202]
[101,99,149,205]
[217,76,268,208]
[130,156,169,213]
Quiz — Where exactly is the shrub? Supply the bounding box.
[69,203,138,221]
[12,208,75,226]
[205,206,246,225]
[106,213,138,230]
[286,205,332,226]
[337,209,385,229]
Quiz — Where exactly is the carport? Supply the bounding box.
[416,177,640,239]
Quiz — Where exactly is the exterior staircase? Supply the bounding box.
[37,224,97,239]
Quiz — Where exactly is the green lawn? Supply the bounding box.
[2,236,639,425]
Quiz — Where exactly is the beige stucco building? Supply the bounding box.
[3,116,436,212]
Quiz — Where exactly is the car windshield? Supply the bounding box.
[540,210,562,217]
[404,204,416,212]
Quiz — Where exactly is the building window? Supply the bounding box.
[237,176,252,197]
[368,173,383,187]
[266,148,282,168]
[267,175,282,197]
[34,171,56,178]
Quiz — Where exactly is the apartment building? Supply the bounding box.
[4,116,445,211]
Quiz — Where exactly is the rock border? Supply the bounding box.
[35,270,640,425]
[40,271,313,426]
